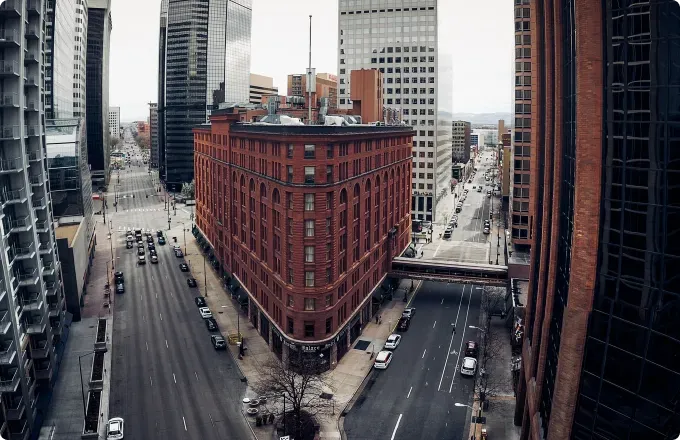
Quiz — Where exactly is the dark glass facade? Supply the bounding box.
[163,0,251,189]
[158,0,168,180]
[572,1,680,438]
[45,0,76,119]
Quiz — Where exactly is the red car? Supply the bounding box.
[465,341,479,358]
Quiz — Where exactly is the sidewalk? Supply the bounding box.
[182,229,417,440]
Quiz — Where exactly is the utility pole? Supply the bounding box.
[307,15,313,124]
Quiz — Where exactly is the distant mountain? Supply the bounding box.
[453,112,512,126]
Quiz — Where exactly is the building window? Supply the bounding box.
[304,321,315,337]
[305,246,315,263]
[304,166,315,184]
[305,220,315,237]
[304,144,315,158]
[304,297,316,310]
[287,295,294,307]
[305,271,315,287]
[287,317,294,334]
[305,193,315,210]
[326,294,333,308]
[326,165,334,183]
[287,144,294,158]
[287,165,294,182]
[325,317,332,334]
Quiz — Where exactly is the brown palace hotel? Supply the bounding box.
[193,108,413,370]
[515,0,680,439]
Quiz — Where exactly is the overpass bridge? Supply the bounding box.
[389,257,508,287]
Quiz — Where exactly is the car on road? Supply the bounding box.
[126,241,133,249]
[179,263,189,272]
[402,308,416,319]
[460,357,478,377]
[115,283,125,294]
[465,341,479,358]
[158,237,166,245]
[147,236,154,243]
[156,230,164,238]
[443,228,453,239]
[175,250,184,258]
[204,317,218,331]
[384,334,401,350]
[149,249,157,257]
[477,186,483,192]
[397,317,410,331]
[137,248,145,256]
[106,417,124,439]
[487,190,492,198]
[195,296,207,307]
[173,244,181,251]
[138,255,146,265]
[199,307,212,319]
[114,271,124,282]
[150,255,158,264]
[187,278,198,288]
[483,226,490,234]
[373,351,393,369]
[468,179,472,183]
[211,334,227,350]
[126,235,134,242]
[148,243,155,251]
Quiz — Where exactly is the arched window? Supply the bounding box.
[340,188,347,204]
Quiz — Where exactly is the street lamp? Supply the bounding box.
[455,402,481,440]
[469,325,487,334]
[78,349,107,422]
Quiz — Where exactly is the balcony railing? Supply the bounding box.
[13,243,35,259]
[27,150,42,161]
[0,125,19,140]
[0,60,18,76]
[25,26,40,39]
[30,340,48,359]
[24,52,38,64]
[9,216,32,232]
[0,157,22,173]
[16,269,38,286]
[20,291,42,312]
[35,220,48,232]
[0,311,11,335]
[37,242,49,254]
[0,0,21,15]
[0,29,18,45]
[24,76,38,87]
[22,315,45,334]
[0,369,19,392]
[44,282,56,297]
[25,101,38,112]
[48,297,61,317]
[34,361,51,380]
[29,175,43,186]
[25,125,40,137]
[0,93,18,108]
[31,197,45,209]
[42,261,54,275]
[0,340,15,365]
[6,395,25,420]
[27,0,41,14]
[0,188,26,205]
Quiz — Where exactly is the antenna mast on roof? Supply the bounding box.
[307,15,313,125]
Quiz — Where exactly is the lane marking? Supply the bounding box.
[441,298,444,305]
[165,340,169,348]
[432,320,437,329]
[450,286,473,393]
[150,376,153,387]
[407,387,413,399]
[173,373,177,384]
[438,286,466,391]
[209,414,215,427]
[160,313,163,321]
[145,341,148,351]
[390,414,403,440]
[195,371,199,381]
[422,349,427,359]
[183,416,187,431]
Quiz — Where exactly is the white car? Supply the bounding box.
[173,244,181,251]
[151,255,159,264]
[106,417,124,439]
[402,307,416,319]
[460,357,478,377]
[138,255,146,265]
[374,350,393,369]
[384,334,401,350]
[199,307,212,319]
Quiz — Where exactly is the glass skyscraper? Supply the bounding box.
[161,0,252,189]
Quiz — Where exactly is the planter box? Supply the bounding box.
[88,351,104,391]
[94,319,107,352]
[81,390,101,439]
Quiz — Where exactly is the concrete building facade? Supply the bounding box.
[149,103,158,168]
[515,1,680,439]
[73,0,88,119]
[286,72,338,113]
[45,0,76,120]
[108,106,120,140]
[193,108,413,371]
[249,73,278,105]
[451,120,471,163]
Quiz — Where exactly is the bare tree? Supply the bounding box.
[475,287,510,408]
[251,358,334,440]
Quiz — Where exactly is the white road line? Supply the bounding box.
[183,416,187,431]
[156,293,158,299]
[449,286,473,393]
[195,371,199,381]
[422,349,427,359]
[407,387,413,399]
[150,377,153,387]
[441,298,444,305]
[160,313,163,321]
[145,342,148,351]
[432,321,437,329]
[437,286,466,391]
[173,373,177,384]
[390,414,403,440]
[165,340,169,348]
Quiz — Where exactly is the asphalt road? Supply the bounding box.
[107,142,252,440]
[344,281,483,440]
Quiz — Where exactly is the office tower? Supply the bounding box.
[249,74,277,105]
[45,0,76,119]
[157,0,168,181]
[161,0,252,190]
[73,0,87,118]
[0,1,67,437]
[86,0,112,189]
[510,0,531,247]
[149,103,158,168]
[108,106,120,139]
[194,108,413,371]
[515,1,680,439]
[287,72,338,111]
[451,120,471,163]
[337,0,453,222]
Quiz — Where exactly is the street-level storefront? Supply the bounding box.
[285,340,332,374]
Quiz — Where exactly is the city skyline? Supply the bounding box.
[109,0,514,121]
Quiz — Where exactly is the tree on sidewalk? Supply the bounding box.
[251,358,334,440]
[475,287,509,409]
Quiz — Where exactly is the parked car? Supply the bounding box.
[397,317,410,331]
[199,307,212,319]
[175,250,184,258]
[106,417,124,440]
[114,271,124,282]
[115,283,125,294]
[211,334,227,350]
[204,318,218,331]
[443,228,453,239]
[373,351,393,369]
[465,341,479,358]
[187,278,198,288]
[179,263,189,272]
[384,334,401,350]
[195,296,207,307]
[460,357,478,377]
[402,308,416,319]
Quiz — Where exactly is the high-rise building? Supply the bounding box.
[510,0,532,248]
[451,120,471,163]
[249,73,278,105]
[157,0,168,181]
[0,1,67,437]
[73,0,88,118]
[515,1,680,439]
[337,0,453,222]
[161,0,252,190]
[193,107,413,371]
[109,106,120,140]
[149,103,159,168]
[86,0,112,189]
[287,72,338,112]
[45,0,76,120]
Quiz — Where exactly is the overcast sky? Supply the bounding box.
[109,0,514,122]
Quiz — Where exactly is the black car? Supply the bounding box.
[148,243,155,251]
[175,250,184,258]
[149,249,157,256]
[114,271,124,282]
[397,317,410,332]
[137,248,145,256]
[116,283,125,294]
[158,237,166,245]
[147,235,153,243]
[194,296,207,307]
[187,278,197,288]
[211,335,226,350]
[156,230,164,238]
[204,318,218,331]
[465,341,479,358]
[179,263,189,272]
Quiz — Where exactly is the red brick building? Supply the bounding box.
[193,107,414,370]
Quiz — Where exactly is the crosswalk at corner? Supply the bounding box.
[122,208,164,213]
